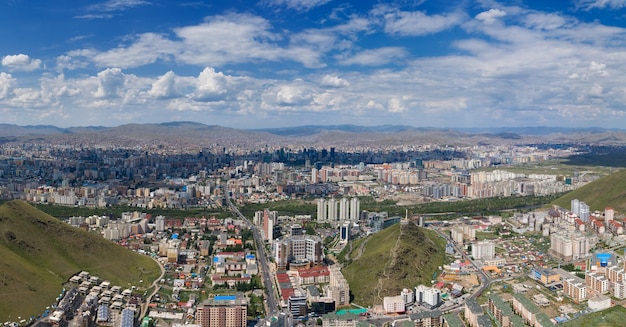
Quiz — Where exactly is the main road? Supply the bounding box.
[225,195,280,314]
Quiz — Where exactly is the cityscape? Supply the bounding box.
[4,0,626,327]
[0,123,626,327]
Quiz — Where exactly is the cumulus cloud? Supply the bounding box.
[387,98,406,113]
[375,6,465,36]
[338,47,407,66]
[275,85,312,106]
[93,68,125,98]
[192,67,238,102]
[320,75,350,88]
[0,72,16,99]
[148,71,183,99]
[263,0,331,12]
[2,54,42,72]
[475,9,506,24]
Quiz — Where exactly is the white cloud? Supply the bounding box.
[338,47,407,66]
[275,85,312,106]
[320,75,349,88]
[86,13,325,69]
[387,98,406,113]
[523,13,567,30]
[93,33,177,69]
[588,83,604,97]
[376,6,465,36]
[93,68,126,98]
[1,54,42,72]
[56,49,97,71]
[263,0,331,12]
[192,67,237,102]
[475,9,506,24]
[575,0,626,10]
[589,61,609,76]
[148,71,185,99]
[90,0,150,12]
[0,72,16,99]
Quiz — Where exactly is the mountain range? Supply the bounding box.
[2,122,626,149]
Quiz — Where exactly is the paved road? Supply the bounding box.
[225,196,280,314]
[140,256,166,319]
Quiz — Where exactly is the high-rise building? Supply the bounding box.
[327,265,350,307]
[423,288,441,308]
[155,215,165,232]
[263,209,274,241]
[571,199,580,216]
[579,202,590,222]
[339,198,349,221]
[273,236,324,270]
[328,198,337,221]
[311,168,319,184]
[317,199,327,222]
[196,294,247,327]
[339,223,351,244]
[349,198,360,221]
[471,241,495,260]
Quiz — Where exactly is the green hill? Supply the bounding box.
[341,222,446,307]
[552,169,626,212]
[0,200,160,320]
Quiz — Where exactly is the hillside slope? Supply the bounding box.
[341,222,446,307]
[0,201,160,320]
[552,169,626,212]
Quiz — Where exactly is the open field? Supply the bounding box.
[561,305,626,327]
[477,158,618,176]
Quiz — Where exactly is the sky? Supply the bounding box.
[2,0,626,129]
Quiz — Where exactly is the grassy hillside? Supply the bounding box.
[341,222,446,307]
[0,200,160,320]
[552,169,626,212]
[561,305,626,327]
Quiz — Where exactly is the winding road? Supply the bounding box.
[140,256,166,319]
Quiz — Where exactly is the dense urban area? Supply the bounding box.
[2,129,626,327]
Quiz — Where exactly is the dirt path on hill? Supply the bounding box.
[375,223,405,301]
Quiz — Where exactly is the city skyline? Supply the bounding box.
[2,1,626,128]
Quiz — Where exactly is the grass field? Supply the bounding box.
[477,159,617,176]
[341,222,446,307]
[561,305,626,327]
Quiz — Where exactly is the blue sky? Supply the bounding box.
[2,0,626,129]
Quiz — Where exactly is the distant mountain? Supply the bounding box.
[2,122,626,148]
[457,126,625,135]
[0,200,160,319]
[0,124,72,137]
[251,124,427,136]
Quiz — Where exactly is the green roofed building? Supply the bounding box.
[511,293,553,327]
[442,313,465,327]
[487,294,525,327]
[320,312,375,327]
